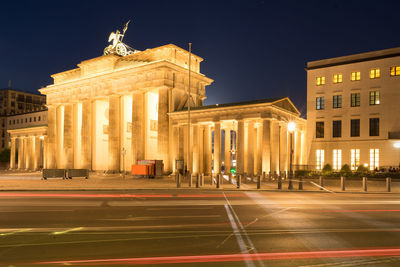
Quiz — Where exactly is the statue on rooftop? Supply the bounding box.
[104,20,137,57]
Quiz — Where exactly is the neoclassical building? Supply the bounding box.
[9,43,306,175]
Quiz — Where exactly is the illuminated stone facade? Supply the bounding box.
[9,44,306,175]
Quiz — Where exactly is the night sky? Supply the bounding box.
[1,0,400,116]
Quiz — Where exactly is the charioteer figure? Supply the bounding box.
[104,20,138,56]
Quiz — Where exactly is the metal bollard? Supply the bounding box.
[319,176,324,190]
[273,171,277,181]
[341,176,345,191]
[262,172,266,182]
[188,172,192,187]
[237,174,241,188]
[268,171,272,182]
[386,177,391,192]
[257,175,261,189]
[200,174,204,186]
[362,177,367,192]
[216,174,220,188]
[288,176,293,190]
[210,173,214,185]
[177,173,181,188]
[175,172,178,182]
[243,173,247,184]
[196,173,200,188]
[278,176,282,189]
[220,173,223,184]
[229,173,232,183]
[298,176,303,190]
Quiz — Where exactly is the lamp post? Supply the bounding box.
[288,122,296,189]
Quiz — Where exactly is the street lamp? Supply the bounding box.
[288,122,296,189]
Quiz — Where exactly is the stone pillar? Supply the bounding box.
[132,93,145,164]
[81,100,92,169]
[56,105,64,168]
[63,104,74,169]
[246,121,255,176]
[204,125,212,175]
[192,123,199,174]
[18,137,24,169]
[10,137,16,169]
[178,125,184,161]
[270,121,279,174]
[108,96,120,171]
[43,136,48,169]
[236,119,245,174]
[262,119,271,173]
[280,124,288,173]
[24,137,30,170]
[46,105,57,168]
[256,123,263,175]
[158,87,169,171]
[171,125,179,172]
[295,130,301,165]
[224,128,231,174]
[33,136,41,170]
[213,121,221,174]
[199,126,204,174]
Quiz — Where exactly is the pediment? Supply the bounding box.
[272,98,300,115]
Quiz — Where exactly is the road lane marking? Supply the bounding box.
[101,215,221,221]
[51,227,83,235]
[0,229,31,236]
[35,248,400,265]
[223,204,255,267]
[309,181,335,193]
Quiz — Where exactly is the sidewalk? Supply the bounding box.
[0,170,398,193]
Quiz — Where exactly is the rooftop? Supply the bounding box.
[0,88,44,96]
[306,46,400,70]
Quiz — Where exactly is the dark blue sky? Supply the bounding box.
[1,0,400,115]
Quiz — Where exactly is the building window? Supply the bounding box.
[351,93,360,107]
[333,95,342,108]
[351,71,361,81]
[390,66,400,76]
[29,117,32,122]
[332,120,342,138]
[34,117,36,122]
[370,68,380,79]
[38,116,41,121]
[369,149,379,171]
[333,149,342,170]
[316,76,325,86]
[369,91,380,105]
[333,74,343,83]
[11,101,15,107]
[316,122,324,138]
[316,97,325,110]
[351,149,360,170]
[369,118,379,136]
[351,119,360,137]
[25,118,27,123]
[316,149,324,170]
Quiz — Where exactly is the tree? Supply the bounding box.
[0,148,10,162]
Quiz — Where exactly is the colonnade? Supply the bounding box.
[9,136,43,170]
[173,118,304,176]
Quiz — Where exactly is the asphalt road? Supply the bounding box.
[1,190,400,266]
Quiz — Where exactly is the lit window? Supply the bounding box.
[316,76,325,86]
[333,149,342,170]
[369,149,379,171]
[316,97,325,110]
[316,149,324,170]
[370,68,380,79]
[333,95,342,108]
[351,93,360,107]
[390,66,400,76]
[369,91,380,105]
[351,71,361,81]
[351,149,360,170]
[333,74,343,83]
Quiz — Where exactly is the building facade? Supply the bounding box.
[307,47,400,171]
[0,88,46,150]
[8,43,306,174]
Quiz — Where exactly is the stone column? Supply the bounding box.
[81,100,92,169]
[56,105,64,168]
[33,136,40,170]
[256,123,263,175]
[270,121,279,174]
[295,130,301,165]
[224,128,231,174]
[24,137,30,170]
[43,136,48,169]
[46,105,57,168]
[10,137,16,169]
[63,104,73,169]
[18,137,24,169]
[246,121,255,176]
[178,125,184,161]
[204,125,212,175]
[213,121,221,174]
[280,124,288,174]
[158,87,169,171]
[132,93,145,164]
[192,123,199,174]
[199,126,204,174]
[171,125,179,172]
[236,119,245,174]
[262,119,271,173]
[108,96,120,171]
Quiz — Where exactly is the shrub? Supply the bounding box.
[0,148,10,162]
[322,163,333,175]
[340,164,352,175]
[356,165,369,173]
[295,170,312,177]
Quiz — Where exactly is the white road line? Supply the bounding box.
[0,228,31,236]
[51,227,83,235]
[309,181,335,193]
[224,204,255,267]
